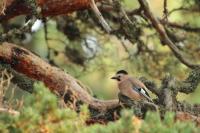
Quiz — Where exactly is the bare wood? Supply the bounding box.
[0,42,119,111]
[0,107,19,116]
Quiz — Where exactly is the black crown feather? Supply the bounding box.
[116,70,128,75]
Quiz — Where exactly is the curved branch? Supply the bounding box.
[0,42,119,111]
[138,0,200,69]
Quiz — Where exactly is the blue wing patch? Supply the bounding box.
[133,87,150,97]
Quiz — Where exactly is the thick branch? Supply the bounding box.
[177,102,200,116]
[177,67,200,94]
[158,68,200,95]
[0,42,119,111]
[175,112,200,127]
[0,0,102,21]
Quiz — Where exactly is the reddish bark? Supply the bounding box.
[0,0,98,21]
[176,112,200,127]
[0,42,119,111]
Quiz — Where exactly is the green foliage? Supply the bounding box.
[0,83,87,132]
[141,112,200,133]
[0,83,199,132]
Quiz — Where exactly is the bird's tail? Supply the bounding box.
[143,94,153,103]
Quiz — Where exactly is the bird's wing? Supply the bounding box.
[128,77,153,102]
[134,87,153,102]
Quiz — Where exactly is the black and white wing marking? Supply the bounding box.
[137,88,150,96]
[133,87,153,102]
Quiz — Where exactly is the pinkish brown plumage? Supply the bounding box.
[111,70,153,102]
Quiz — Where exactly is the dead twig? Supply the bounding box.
[163,0,168,21]
[0,107,19,116]
[0,0,6,15]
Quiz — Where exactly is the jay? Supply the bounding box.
[111,70,153,102]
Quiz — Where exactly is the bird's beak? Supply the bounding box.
[111,76,118,80]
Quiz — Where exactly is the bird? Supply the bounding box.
[111,70,153,102]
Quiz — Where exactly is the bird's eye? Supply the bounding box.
[118,75,121,78]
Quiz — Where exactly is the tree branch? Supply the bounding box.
[0,107,19,116]
[0,42,200,121]
[138,0,200,69]
[90,0,111,33]
[175,111,200,127]
[0,0,102,21]
[0,42,119,112]
[177,67,200,94]
[160,20,200,33]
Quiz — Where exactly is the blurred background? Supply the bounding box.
[1,0,200,103]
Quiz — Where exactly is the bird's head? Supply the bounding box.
[111,70,128,81]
